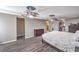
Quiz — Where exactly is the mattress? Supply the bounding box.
[42,31,79,52]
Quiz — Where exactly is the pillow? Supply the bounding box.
[75,30,79,34]
[75,30,79,42]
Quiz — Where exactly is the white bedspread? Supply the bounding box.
[42,31,79,52]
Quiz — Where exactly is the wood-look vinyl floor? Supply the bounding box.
[0,36,57,52]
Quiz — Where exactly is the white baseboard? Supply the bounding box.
[17,34,25,37]
[25,36,34,39]
[0,36,34,44]
[0,40,16,44]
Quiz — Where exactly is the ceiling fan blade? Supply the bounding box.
[49,15,55,17]
[54,18,59,21]
[27,6,36,10]
[51,18,59,21]
[30,12,39,17]
[49,14,59,21]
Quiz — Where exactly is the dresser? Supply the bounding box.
[69,23,79,33]
[34,29,44,37]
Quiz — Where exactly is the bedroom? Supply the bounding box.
[0,6,79,52]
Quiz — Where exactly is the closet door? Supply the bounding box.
[17,17,25,40]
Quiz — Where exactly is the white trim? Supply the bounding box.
[0,8,20,15]
[17,34,25,37]
[25,36,34,39]
[0,36,34,44]
[0,40,16,44]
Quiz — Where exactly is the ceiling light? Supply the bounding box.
[27,15,34,18]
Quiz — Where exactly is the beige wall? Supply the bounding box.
[0,13,16,43]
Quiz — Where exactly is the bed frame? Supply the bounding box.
[42,38,64,52]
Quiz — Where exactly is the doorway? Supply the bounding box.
[17,17,25,40]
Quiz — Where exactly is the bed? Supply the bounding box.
[42,31,79,52]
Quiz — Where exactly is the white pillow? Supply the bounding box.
[75,30,79,34]
[75,30,79,42]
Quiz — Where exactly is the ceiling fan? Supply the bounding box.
[49,14,59,21]
[22,6,39,18]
